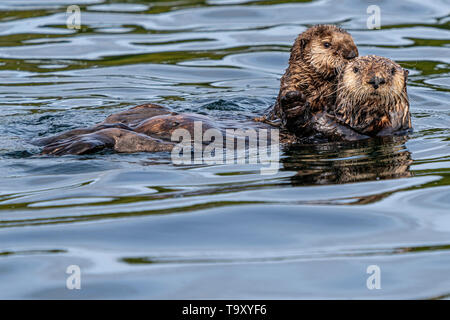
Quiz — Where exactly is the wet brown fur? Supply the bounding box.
[35,104,222,155]
[293,56,411,142]
[333,55,411,137]
[269,25,358,135]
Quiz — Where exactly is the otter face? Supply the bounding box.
[341,55,406,98]
[335,55,411,136]
[303,25,358,78]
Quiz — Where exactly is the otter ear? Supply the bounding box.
[299,38,309,51]
[403,69,409,81]
[290,36,310,61]
[403,69,409,90]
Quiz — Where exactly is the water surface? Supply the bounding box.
[0,0,449,299]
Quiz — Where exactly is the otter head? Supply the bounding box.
[292,25,358,78]
[335,55,411,136]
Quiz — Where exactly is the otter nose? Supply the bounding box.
[368,76,386,89]
[345,50,357,60]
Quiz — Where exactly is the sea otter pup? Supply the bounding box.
[301,55,411,142]
[268,24,358,134]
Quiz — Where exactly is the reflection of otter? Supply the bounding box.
[34,29,411,155]
[283,135,412,186]
[286,55,412,143]
[35,55,411,155]
[267,25,358,135]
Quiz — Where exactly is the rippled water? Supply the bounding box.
[0,0,449,299]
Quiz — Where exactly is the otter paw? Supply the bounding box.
[280,91,306,108]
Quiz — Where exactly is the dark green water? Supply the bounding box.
[0,0,449,299]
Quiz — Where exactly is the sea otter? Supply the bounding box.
[35,56,411,155]
[35,24,362,155]
[34,104,224,155]
[266,24,358,135]
[296,55,411,142]
[334,55,411,137]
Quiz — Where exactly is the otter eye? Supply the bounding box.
[323,42,331,48]
[353,67,359,73]
[391,67,396,75]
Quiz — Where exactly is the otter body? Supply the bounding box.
[35,104,224,155]
[35,103,274,155]
[290,55,411,143]
[270,25,358,135]
[268,25,411,142]
[333,55,411,137]
[35,56,411,155]
[35,24,411,155]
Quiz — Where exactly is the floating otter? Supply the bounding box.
[34,103,277,155]
[333,55,411,137]
[34,104,225,155]
[34,21,411,156]
[35,56,411,155]
[267,24,358,135]
[296,55,411,142]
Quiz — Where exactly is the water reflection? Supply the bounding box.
[283,136,412,185]
[0,0,449,299]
